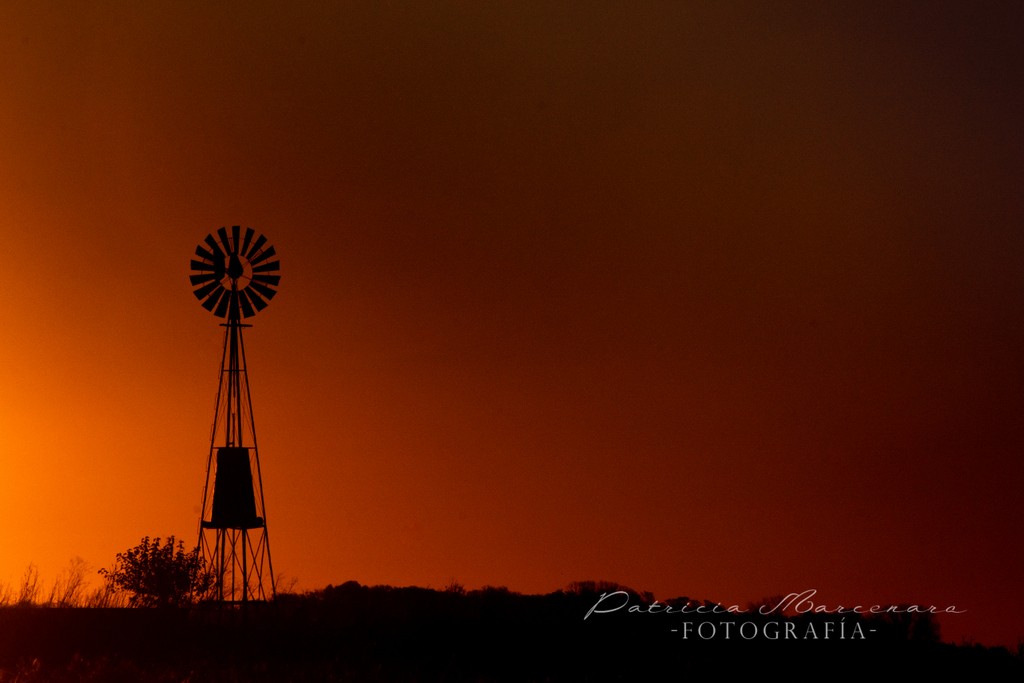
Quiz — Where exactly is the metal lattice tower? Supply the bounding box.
[188,226,280,603]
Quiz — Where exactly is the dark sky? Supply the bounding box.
[0,1,1022,645]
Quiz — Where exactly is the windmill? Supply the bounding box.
[189,226,280,603]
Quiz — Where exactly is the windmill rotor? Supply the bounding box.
[189,226,281,319]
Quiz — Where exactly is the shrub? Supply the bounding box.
[99,536,211,607]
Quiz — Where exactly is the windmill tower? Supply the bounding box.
[189,226,280,603]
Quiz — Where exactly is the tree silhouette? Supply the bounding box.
[99,536,211,607]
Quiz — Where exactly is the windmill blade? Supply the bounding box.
[246,288,269,312]
[201,235,226,278]
[193,280,223,300]
[217,227,233,255]
[251,274,280,286]
[231,225,241,255]
[248,280,277,300]
[190,270,218,284]
[245,234,267,259]
[203,236,227,275]
[204,234,224,258]
[214,290,232,318]
[202,287,225,312]
[190,272,219,289]
[249,245,276,267]
[238,289,257,318]
[252,260,280,273]
[189,259,219,272]
[195,244,217,262]
[240,227,254,257]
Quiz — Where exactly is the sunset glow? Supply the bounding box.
[0,1,1022,647]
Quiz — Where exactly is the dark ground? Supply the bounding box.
[1,582,1021,681]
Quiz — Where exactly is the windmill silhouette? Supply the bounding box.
[189,226,280,603]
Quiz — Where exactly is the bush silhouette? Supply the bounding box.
[99,536,211,607]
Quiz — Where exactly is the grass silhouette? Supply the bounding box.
[0,577,1021,680]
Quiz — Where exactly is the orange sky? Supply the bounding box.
[1,1,1022,646]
